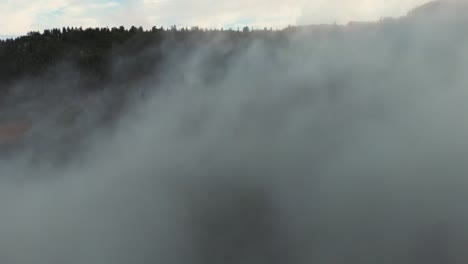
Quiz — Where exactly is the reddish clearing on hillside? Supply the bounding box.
[0,121,31,142]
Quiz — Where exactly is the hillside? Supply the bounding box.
[408,0,468,16]
[0,1,465,88]
[0,0,467,161]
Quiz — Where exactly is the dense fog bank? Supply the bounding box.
[1,2,468,263]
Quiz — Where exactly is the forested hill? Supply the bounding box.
[1,0,467,91]
[0,26,282,89]
[0,0,467,162]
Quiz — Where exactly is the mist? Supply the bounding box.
[2,4,468,263]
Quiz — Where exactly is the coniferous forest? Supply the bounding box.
[0,25,280,88]
[1,0,467,90]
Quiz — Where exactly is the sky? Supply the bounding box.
[0,0,430,36]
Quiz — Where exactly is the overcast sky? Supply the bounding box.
[0,0,430,35]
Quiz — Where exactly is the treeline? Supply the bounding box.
[0,25,289,88]
[1,0,463,91]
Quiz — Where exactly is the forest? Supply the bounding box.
[0,25,285,89]
[1,0,466,92]
[1,1,466,92]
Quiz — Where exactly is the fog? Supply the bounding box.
[2,5,468,263]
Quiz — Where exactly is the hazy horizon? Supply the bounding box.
[0,0,432,36]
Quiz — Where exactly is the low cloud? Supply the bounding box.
[2,8,468,262]
[1,0,433,35]
[297,0,429,25]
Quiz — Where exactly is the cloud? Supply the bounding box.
[0,0,432,35]
[297,0,430,25]
[0,0,121,35]
[111,0,432,29]
[3,3,468,262]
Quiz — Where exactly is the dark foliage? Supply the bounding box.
[0,26,287,89]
